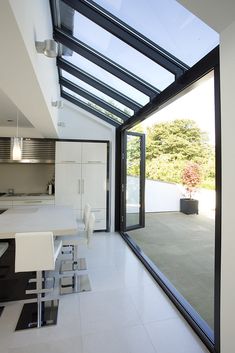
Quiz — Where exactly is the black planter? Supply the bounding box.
[180,198,199,215]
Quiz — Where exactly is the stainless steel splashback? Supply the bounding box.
[0,138,55,163]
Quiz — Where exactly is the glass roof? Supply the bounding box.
[93,0,219,66]
[62,87,124,124]
[62,50,150,105]
[61,70,134,116]
[51,0,219,127]
[73,11,175,90]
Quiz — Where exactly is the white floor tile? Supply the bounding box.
[145,318,210,353]
[0,232,210,353]
[82,325,157,353]
[8,335,83,353]
[127,282,178,323]
[79,288,141,335]
[88,266,125,291]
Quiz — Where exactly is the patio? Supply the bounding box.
[128,211,215,329]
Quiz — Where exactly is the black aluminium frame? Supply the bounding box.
[60,76,130,121]
[57,58,142,112]
[116,46,221,353]
[122,131,145,232]
[50,0,192,128]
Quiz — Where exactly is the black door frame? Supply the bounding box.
[115,46,221,353]
[121,131,145,232]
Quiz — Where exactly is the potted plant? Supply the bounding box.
[180,162,201,215]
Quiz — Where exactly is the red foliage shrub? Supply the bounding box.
[182,162,201,198]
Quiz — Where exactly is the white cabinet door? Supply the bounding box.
[55,164,82,209]
[81,164,107,209]
[82,142,107,164]
[55,141,82,163]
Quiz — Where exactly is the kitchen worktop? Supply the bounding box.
[0,206,77,239]
[0,193,55,200]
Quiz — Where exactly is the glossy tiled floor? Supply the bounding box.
[0,233,209,353]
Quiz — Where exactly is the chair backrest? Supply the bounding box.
[87,213,95,245]
[15,232,55,272]
[84,203,91,231]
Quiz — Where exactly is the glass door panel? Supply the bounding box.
[123,131,145,231]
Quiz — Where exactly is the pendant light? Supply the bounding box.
[11,110,23,160]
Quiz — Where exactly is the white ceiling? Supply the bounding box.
[0,88,33,127]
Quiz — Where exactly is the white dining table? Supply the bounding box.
[0,206,77,239]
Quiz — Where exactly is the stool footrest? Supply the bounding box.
[15,300,59,331]
[60,274,91,295]
[60,258,87,274]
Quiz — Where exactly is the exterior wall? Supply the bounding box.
[220,19,235,353]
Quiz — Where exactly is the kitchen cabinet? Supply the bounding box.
[55,141,108,230]
[55,163,82,210]
[55,141,82,163]
[0,197,54,210]
[12,199,54,207]
[82,142,107,164]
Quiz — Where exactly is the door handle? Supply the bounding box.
[78,180,81,194]
[82,179,84,194]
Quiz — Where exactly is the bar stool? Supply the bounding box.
[60,212,95,295]
[61,204,91,272]
[15,232,62,330]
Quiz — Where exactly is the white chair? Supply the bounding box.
[15,232,62,330]
[60,213,95,295]
[87,213,96,246]
[77,203,91,231]
[61,204,91,271]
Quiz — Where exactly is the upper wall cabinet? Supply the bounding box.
[55,141,82,163]
[56,141,107,164]
[82,143,107,164]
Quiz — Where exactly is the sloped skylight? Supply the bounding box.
[50,0,219,127]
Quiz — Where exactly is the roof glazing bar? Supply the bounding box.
[54,27,160,98]
[60,77,129,121]
[62,0,189,77]
[61,91,121,127]
[57,58,142,112]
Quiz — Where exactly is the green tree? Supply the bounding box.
[127,119,214,189]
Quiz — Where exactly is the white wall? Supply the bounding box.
[0,0,58,137]
[220,19,235,353]
[145,179,181,212]
[58,102,116,232]
[0,127,43,138]
[127,177,181,213]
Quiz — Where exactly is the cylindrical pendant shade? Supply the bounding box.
[11,137,23,160]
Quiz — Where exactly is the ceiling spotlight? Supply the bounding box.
[35,39,58,58]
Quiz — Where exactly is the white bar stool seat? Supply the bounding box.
[15,232,62,330]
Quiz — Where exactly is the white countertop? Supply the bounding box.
[0,206,77,239]
[0,194,54,201]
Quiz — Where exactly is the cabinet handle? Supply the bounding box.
[78,180,81,194]
[87,161,102,164]
[60,160,76,163]
[23,200,42,203]
[82,179,84,194]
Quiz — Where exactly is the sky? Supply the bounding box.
[141,71,215,145]
[64,0,219,107]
